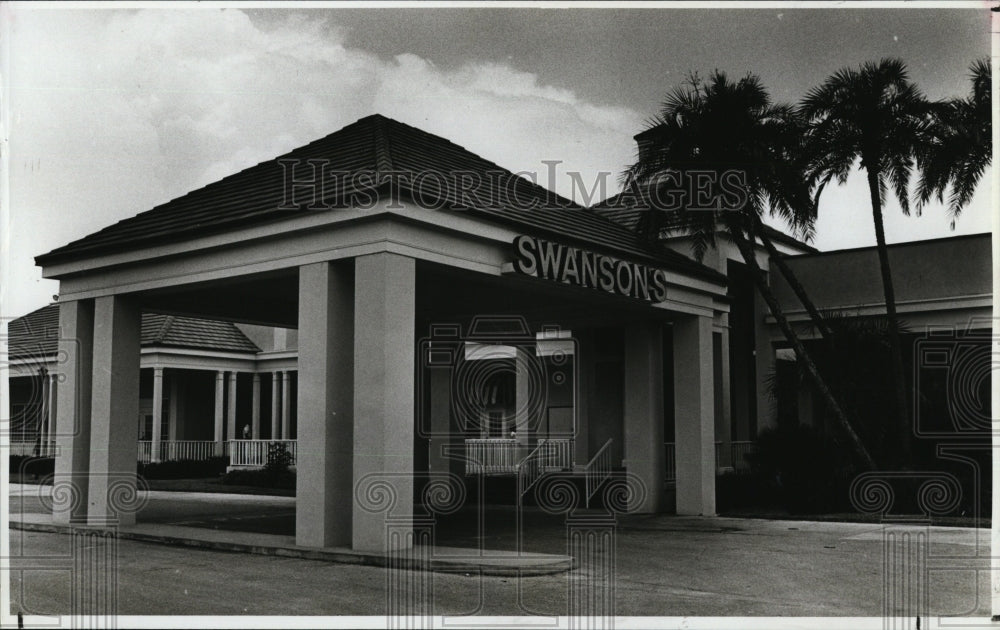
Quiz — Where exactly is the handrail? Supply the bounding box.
[584,438,613,508]
[516,442,546,499]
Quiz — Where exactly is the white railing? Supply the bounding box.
[137,440,227,464]
[517,442,546,499]
[584,439,613,508]
[537,438,573,471]
[9,441,39,457]
[464,438,573,475]
[464,438,522,475]
[228,439,297,468]
[664,441,757,481]
[730,441,756,473]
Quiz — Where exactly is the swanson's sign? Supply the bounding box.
[510,235,668,302]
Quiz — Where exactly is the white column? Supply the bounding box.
[53,300,95,525]
[674,314,716,516]
[281,371,291,440]
[623,321,666,513]
[352,253,415,552]
[46,373,57,457]
[251,373,261,439]
[227,371,237,441]
[38,370,50,457]
[88,295,141,526]
[168,372,179,460]
[271,372,280,439]
[151,367,164,463]
[214,371,225,455]
[514,348,531,446]
[296,261,355,548]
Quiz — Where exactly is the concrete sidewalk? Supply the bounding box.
[7,483,991,616]
[8,484,574,576]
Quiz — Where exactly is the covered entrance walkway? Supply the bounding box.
[35,114,729,553]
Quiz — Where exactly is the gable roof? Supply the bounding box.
[35,114,723,284]
[8,305,260,362]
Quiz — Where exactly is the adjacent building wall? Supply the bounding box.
[772,234,991,318]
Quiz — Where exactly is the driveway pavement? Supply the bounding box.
[6,483,991,618]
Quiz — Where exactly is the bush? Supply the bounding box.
[221,467,296,490]
[716,470,776,511]
[265,442,293,475]
[10,455,55,477]
[746,425,857,514]
[137,456,228,480]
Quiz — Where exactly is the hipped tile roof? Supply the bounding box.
[36,115,724,283]
[8,304,260,362]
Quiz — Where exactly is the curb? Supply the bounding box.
[9,520,575,577]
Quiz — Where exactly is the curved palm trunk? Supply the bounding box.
[750,217,833,340]
[730,228,876,471]
[864,169,912,466]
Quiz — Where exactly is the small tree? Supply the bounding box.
[265,441,293,476]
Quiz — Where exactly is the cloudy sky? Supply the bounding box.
[3,4,992,317]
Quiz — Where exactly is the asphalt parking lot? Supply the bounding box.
[7,485,992,618]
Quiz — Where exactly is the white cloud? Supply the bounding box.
[6,7,643,316]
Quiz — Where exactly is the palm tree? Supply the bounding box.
[628,71,875,469]
[800,58,931,467]
[917,58,992,224]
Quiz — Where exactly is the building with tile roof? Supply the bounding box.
[8,304,300,464]
[11,114,991,555]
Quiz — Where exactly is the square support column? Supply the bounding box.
[227,371,237,441]
[296,261,355,548]
[251,373,261,439]
[88,295,141,526]
[281,372,292,439]
[623,321,666,513]
[151,367,164,463]
[213,371,225,455]
[53,299,95,525]
[38,371,50,457]
[168,373,179,442]
[352,253,416,552]
[673,314,716,516]
[46,373,57,457]
[271,372,280,440]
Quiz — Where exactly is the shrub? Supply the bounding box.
[10,455,55,477]
[265,442,293,475]
[221,467,296,490]
[747,425,857,514]
[137,457,229,480]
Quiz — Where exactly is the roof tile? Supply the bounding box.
[36,114,724,283]
[9,305,260,361]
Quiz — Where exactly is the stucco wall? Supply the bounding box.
[773,234,992,311]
